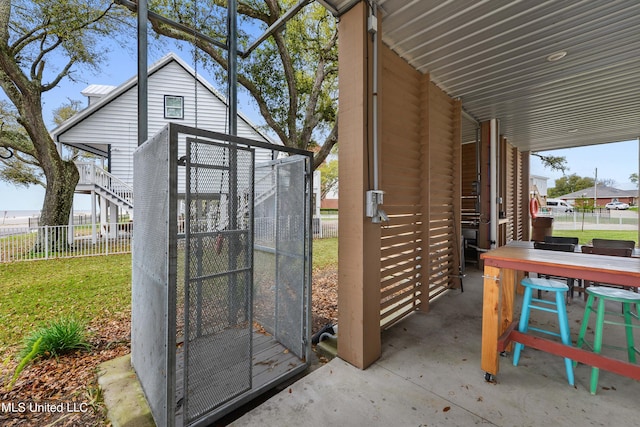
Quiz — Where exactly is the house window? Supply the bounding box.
[164,95,184,119]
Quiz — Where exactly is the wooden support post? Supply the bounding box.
[336,1,382,369]
[478,122,491,260]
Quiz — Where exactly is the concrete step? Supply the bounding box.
[97,354,154,427]
[315,336,338,360]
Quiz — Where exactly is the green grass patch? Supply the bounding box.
[548,230,638,246]
[0,254,131,355]
[0,238,338,353]
[312,238,338,270]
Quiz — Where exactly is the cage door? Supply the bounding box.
[183,138,254,425]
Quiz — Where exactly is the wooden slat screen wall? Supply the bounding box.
[504,140,515,243]
[379,47,424,329]
[514,149,525,240]
[461,143,479,226]
[426,83,460,302]
[503,142,527,243]
[379,47,461,330]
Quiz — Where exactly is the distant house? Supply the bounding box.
[51,53,278,231]
[558,185,637,207]
[529,174,549,197]
[321,198,339,210]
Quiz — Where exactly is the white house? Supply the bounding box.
[51,52,279,234]
[529,174,549,198]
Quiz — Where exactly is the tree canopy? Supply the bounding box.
[3,0,336,231]
[547,174,594,198]
[0,0,129,229]
[136,0,338,170]
[531,152,568,174]
[318,158,337,200]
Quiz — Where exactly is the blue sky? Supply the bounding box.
[530,139,639,191]
[1,41,638,211]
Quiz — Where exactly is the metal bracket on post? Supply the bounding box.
[366,190,388,223]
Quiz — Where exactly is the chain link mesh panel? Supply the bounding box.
[275,159,308,358]
[184,138,254,423]
[253,164,277,334]
[252,157,309,359]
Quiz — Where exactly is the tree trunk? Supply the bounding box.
[39,160,79,226]
[34,159,77,246]
[20,90,80,251]
[16,85,79,221]
[31,158,79,253]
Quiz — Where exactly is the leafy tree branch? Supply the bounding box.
[0,0,130,230]
[531,152,568,174]
[124,0,339,169]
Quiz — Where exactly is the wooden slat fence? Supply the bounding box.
[379,46,462,330]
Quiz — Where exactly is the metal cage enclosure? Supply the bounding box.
[132,123,312,427]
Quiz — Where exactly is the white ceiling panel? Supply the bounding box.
[319,0,640,152]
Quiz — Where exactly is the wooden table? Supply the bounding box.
[480,243,640,382]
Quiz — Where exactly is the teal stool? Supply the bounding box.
[513,277,574,386]
[575,286,640,394]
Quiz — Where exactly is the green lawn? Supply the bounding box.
[312,238,338,270]
[8,230,634,355]
[0,254,132,355]
[0,240,340,356]
[550,230,638,246]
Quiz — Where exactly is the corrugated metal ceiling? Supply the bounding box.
[319,0,640,153]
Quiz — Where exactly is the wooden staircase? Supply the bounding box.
[75,162,134,210]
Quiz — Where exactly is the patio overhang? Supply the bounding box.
[320,0,640,370]
[320,0,640,153]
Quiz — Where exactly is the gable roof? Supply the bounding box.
[559,185,637,200]
[51,52,277,148]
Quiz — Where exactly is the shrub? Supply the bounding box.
[19,317,91,360]
[6,317,93,388]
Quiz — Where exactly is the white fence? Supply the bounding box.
[314,216,339,239]
[253,216,338,243]
[551,210,638,231]
[5,212,636,263]
[0,217,338,263]
[0,223,133,263]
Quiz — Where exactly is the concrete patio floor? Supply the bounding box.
[230,267,640,426]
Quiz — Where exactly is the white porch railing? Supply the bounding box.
[76,162,134,209]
